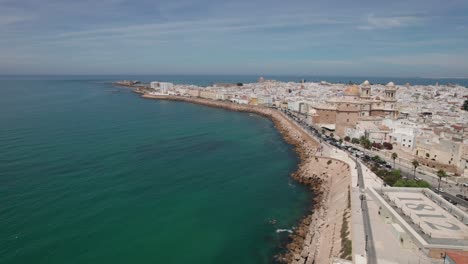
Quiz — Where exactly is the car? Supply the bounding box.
[443,196,458,205]
[463,183,468,187]
[456,194,465,199]
[415,177,422,181]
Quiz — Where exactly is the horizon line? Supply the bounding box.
[1,73,468,80]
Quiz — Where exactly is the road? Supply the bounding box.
[355,159,377,264]
[350,145,468,209]
[284,111,378,264]
[350,145,467,191]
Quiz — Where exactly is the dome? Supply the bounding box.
[361,80,371,88]
[343,84,360,96]
[386,82,396,88]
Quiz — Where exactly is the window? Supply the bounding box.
[347,119,349,122]
[403,144,406,147]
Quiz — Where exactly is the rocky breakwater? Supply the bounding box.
[141,94,352,264]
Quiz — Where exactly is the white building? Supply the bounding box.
[382,119,418,151]
[150,82,174,94]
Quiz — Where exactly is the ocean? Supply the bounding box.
[0,77,311,264]
[2,74,468,87]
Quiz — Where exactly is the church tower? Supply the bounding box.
[360,80,371,99]
[383,82,397,102]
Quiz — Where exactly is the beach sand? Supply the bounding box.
[141,94,352,264]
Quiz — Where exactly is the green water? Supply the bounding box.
[0,78,311,264]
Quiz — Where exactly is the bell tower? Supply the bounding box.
[360,80,371,99]
[384,82,397,101]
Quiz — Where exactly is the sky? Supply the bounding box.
[1,0,468,77]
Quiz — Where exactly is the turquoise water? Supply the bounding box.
[0,79,311,263]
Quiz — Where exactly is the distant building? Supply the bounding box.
[150,82,174,94]
[199,90,217,100]
[310,81,398,137]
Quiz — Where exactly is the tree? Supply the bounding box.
[394,179,431,188]
[330,133,334,138]
[371,155,382,163]
[391,152,398,168]
[411,159,419,179]
[339,139,343,144]
[383,170,402,186]
[462,99,468,111]
[351,138,360,144]
[437,169,447,192]
[359,136,371,149]
[372,142,383,149]
[344,136,350,142]
[383,142,393,150]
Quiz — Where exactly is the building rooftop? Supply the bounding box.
[343,84,360,96]
[371,187,468,251]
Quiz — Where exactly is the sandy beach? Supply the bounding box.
[141,94,352,264]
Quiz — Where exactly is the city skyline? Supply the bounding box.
[1,0,468,77]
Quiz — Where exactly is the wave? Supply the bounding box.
[276,229,293,234]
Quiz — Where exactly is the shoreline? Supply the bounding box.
[140,94,352,263]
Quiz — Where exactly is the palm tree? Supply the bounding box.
[391,152,398,169]
[437,169,447,192]
[411,159,419,179]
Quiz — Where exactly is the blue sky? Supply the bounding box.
[1,0,468,77]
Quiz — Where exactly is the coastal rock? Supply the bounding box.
[301,246,309,258]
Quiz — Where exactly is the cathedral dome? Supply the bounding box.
[386,82,396,89]
[343,84,360,96]
[361,80,370,88]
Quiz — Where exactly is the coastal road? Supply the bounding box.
[351,145,468,200]
[285,112,378,263]
[355,159,377,264]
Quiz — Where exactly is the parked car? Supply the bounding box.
[463,182,468,187]
[443,196,458,205]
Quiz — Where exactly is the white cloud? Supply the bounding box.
[358,14,422,30]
